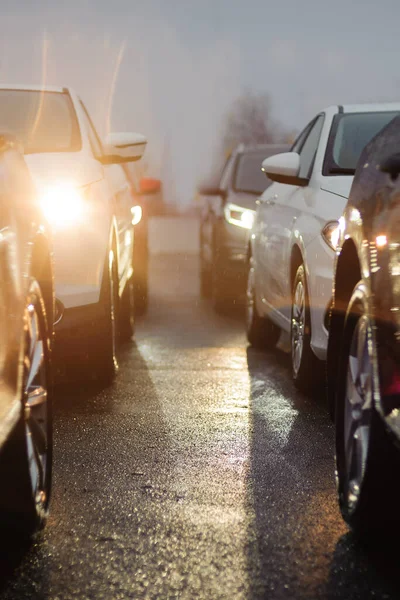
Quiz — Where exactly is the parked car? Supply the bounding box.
[122,163,162,315]
[247,104,400,394]
[328,113,400,534]
[0,134,54,533]
[0,85,147,382]
[199,144,288,312]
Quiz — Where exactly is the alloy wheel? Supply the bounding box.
[291,279,305,376]
[343,314,372,513]
[24,292,50,513]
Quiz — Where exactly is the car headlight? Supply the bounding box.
[322,221,340,251]
[224,203,255,230]
[39,182,86,228]
[131,205,142,225]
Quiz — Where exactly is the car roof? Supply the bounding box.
[327,102,400,114]
[0,84,67,93]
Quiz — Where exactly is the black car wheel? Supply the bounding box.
[120,274,135,341]
[134,277,148,316]
[335,281,400,535]
[291,264,322,394]
[91,248,119,384]
[0,279,52,534]
[246,257,280,349]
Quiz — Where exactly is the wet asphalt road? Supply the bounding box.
[1,253,400,599]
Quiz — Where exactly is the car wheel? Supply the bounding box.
[200,244,212,298]
[335,281,400,535]
[134,277,148,317]
[92,248,119,383]
[246,257,280,349]
[0,279,52,534]
[120,274,135,341]
[291,264,322,394]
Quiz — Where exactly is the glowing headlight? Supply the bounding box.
[322,221,340,251]
[131,205,142,225]
[40,183,86,228]
[224,203,255,230]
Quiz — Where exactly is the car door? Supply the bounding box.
[79,102,133,288]
[257,117,324,324]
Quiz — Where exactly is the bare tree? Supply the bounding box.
[220,91,289,155]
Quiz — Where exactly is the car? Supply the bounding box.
[0,84,147,383]
[122,163,162,315]
[199,143,288,312]
[247,103,400,394]
[0,133,54,534]
[328,113,400,534]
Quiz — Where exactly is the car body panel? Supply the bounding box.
[0,138,53,446]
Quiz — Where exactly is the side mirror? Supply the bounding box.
[101,132,147,164]
[140,177,161,195]
[380,153,400,181]
[261,152,308,187]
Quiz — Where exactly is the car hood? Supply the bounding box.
[320,176,353,200]
[24,151,104,189]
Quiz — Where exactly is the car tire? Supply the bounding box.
[200,264,212,298]
[91,248,119,384]
[335,280,400,536]
[291,264,322,394]
[200,241,212,298]
[134,278,148,317]
[120,274,135,341]
[0,278,52,535]
[212,252,234,313]
[246,257,280,349]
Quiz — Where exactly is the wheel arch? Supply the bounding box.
[327,238,361,418]
[31,233,54,332]
[290,244,304,298]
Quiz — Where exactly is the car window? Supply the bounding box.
[79,101,103,158]
[219,154,236,191]
[0,89,81,154]
[291,121,314,154]
[298,115,324,179]
[234,150,272,194]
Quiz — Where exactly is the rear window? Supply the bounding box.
[0,89,81,154]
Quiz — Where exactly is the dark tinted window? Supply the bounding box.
[0,89,81,154]
[298,115,324,178]
[234,148,287,194]
[325,111,399,175]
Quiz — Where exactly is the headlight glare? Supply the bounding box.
[40,183,86,228]
[224,203,255,230]
[131,205,142,225]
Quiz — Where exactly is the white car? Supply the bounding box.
[247,103,400,393]
[0,84,147,382]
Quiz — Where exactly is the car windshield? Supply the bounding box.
[0,90,81,154]
[325,111,399,175]
[234,150,272,194]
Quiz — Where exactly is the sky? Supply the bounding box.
[0,0,400,205]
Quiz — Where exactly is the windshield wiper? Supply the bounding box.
[329,167,355,175]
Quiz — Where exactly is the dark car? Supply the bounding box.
[199,143,288,312]
[328,114,400,535]
[0,134,54,533]
[122,163,162,316]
